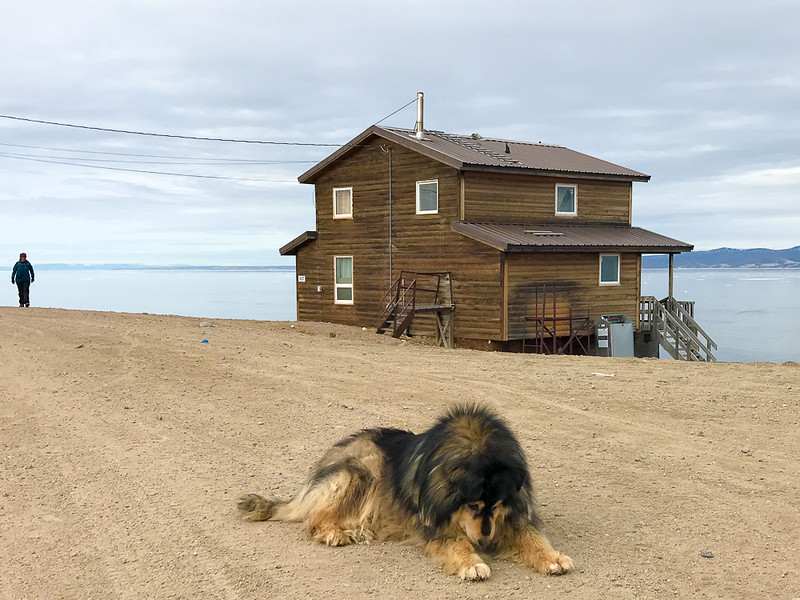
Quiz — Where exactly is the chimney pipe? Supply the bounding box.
[415,92,424,139]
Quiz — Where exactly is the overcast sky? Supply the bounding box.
[2,0,798,265]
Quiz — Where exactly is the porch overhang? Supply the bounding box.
[451,221,693,254]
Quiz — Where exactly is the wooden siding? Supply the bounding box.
[293,133,646,345]
[505,252,641,340]
[294,137,505,341]
[463,171,633,224]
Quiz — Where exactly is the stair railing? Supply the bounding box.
[641,295,717,362]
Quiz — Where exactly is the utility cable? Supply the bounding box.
[0,152,296,182]
[373,97,418,126]
[0,114,343,147]
[0,141,316,163]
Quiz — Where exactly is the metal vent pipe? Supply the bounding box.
[415,92,424,139]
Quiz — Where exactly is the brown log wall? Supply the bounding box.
[463,171,632,224]
[293,139,505,341]
[505,252,642,340]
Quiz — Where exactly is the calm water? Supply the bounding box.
[7,267,799,363]
[642,268,800,363]
[12,267,297,322]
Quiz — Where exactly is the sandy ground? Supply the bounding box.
[1,307,799,600]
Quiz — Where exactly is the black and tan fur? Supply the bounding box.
[238,404,573,581]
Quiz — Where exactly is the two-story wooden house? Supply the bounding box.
[281,105,716,359]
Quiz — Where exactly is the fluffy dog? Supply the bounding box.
[238,404,573,580]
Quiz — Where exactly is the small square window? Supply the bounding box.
[556,184,577,216]
[416,180,438,214]
[333,187,352,218]
[599,254,620,285]
[334,256,354,304]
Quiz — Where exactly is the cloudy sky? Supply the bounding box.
[2,0,798,265]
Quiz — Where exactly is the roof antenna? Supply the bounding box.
[415,92,424,139]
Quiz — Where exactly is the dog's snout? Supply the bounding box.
[481,516,493,537]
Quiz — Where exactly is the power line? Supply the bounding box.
[0,98,420,148]
[0,99,421,181]
[0,141,317,164]
[0,149,315,166]
[0,153,296,182]
[0,114,344,147]
[373,97,418,126]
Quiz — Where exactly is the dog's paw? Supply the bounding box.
[459,562,491,581]
[313,527,353,547]
[346,527,376,544]
[542,552,574,575]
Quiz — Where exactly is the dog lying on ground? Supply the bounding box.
[238,404,573,581]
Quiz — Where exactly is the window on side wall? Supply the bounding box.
[599,254,620,285]
[416,180,438,214]
[334,256,354,304]
[555,184,577,216]
[333,187,352,219]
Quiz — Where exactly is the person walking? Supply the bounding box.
[11,252,35,307]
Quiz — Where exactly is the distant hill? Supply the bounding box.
[643,246,800,268]
[37,264,295,271]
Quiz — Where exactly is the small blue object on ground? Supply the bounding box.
[202,339,209,343]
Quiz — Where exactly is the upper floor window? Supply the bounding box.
[334,256,354,304]
[416,180,438,214]
[599,254,620,285]
[333,187,353,219]
[555,184,577,216]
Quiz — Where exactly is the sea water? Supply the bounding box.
[642,268,800,363]
[9,266,800,363]
[16,267,297,322]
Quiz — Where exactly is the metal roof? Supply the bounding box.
[298,125,650,183]
[451,222,693,254]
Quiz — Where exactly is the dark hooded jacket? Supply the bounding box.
[11,260,34,283]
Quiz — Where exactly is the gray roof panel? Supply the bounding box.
[451,222,692,254]
[299,125,650,183]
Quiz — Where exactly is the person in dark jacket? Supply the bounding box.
[11,252,35,307]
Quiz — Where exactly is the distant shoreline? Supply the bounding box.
[36,264,296,272]
[35,263,800,271]
[642,265,800,269]
[643,245,800,269]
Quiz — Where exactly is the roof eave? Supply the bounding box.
[279,230,318,255]
[298,125,465,183]
[450,222,509,251]
[459,163,650,182]
[504,244,693,253]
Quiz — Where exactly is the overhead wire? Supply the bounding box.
[0,141,318,164]
[373,97,418,126]
[0,96,419,149]
[0,97,420,180]
[0,153,297,182]
[0,114,345,147]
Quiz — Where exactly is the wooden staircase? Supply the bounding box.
[640,296,717,361]
[376,271,454,347]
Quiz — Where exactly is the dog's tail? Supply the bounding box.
[237,493,282,521]
[237,491,317,522]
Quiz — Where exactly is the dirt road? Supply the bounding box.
[1,307,798,599]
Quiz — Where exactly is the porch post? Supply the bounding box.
[668,253,674,300]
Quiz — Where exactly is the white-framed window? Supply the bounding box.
[555,184,577,216]
[334,256,354,304]
[333,187,352,219]
[599,254,620,285]
[416,180,438,214]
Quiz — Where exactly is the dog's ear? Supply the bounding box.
[488,467,526,496]
[512,468,526,492]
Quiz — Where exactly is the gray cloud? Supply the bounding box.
[2,0,798,264]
